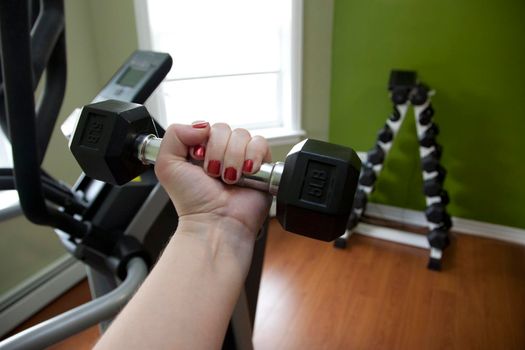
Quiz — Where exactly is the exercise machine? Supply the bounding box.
[0,1,361,348]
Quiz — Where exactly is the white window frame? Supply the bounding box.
[133,0,304,146]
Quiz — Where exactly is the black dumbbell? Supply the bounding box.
[423,165,446,190]
[429,144,443,160]
[367,146,385,165]
[423,179,443,197]
[347,211,359,230]
[423,164,447,183]
[391,86,410,105]
[410,83,430,106]
[425,203,452,229]
[423,184,449,205]
[427,228,450,249]
[70,100,362,242]
[359,166,376,187]
[377,125,393,143]
[421,154,440,172]
[389,107,401,122]
[418,105,434,126]
[419,124,440,148]
[353,189,368,210]
[432,166,447,182]
[435,190,450,205]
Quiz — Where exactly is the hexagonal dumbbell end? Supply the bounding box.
[70,100,158,185]
[276,139,361,241]
[427,228,450,249]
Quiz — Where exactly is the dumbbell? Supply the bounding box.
[423,167,447,197]
[347,211,359,230]
[427,228,450,249]
[430,190,449,205]
[391,87,410,105]
[389,107,401,122]
[423,182,450,204]
[421,154,441,172]
[70,100,362,242]
[410,83,430,106]
[425,203,452,229]
[353,189,368,211]
[367,146,385,165]
[423,179,443,197]
[377,125,393,143]
[359,166,376,187]
[418,105,434,126]
[425,143,442,160]
[423,164,446,185]
[419,124,440,148]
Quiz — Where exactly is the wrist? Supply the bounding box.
[171,214,257,266]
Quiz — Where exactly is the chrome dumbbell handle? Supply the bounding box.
[135,134,284,196]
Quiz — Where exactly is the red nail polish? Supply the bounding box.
[224,167,237,182]
[193,145,205,158]
[207,160,221,175]
[243,159,253,173]
[192,121,209,129]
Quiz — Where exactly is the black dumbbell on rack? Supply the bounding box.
[418,105,435,126]
[336,71,452,271]
[70,99,362,242]
[367,146,385,165]
[412,83,453,269]
[419,124,440,148]
[425,203,452,229]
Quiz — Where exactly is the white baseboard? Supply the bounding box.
[0,256,86,337]
[366,203,525,246]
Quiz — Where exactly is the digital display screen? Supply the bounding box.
[117,67,147,87]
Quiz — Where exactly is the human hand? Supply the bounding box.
[155,122,272,242]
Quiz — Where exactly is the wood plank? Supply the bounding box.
[253,221,525,350]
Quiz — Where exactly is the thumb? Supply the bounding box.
[155,122,210,180]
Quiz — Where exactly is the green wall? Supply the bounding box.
[330,0,525,228]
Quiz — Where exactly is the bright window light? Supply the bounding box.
[135,0,303,139]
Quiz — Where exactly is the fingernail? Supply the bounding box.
[243,159,254,173]
[192,121,209,129]
[193,145,206,158]
[207,160,221,175]
[224,167,237,182]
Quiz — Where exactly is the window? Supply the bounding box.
[134,0,304,142]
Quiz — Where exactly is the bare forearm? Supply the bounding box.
[95,217,256,350]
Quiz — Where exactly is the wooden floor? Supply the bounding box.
[7,219,525,349]
[253,221,525,350]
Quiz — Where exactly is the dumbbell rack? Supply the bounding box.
[334,71,452,270]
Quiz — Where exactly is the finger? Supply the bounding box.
[157,122,210,160]
[204,123,231,177]
[155,122,210,180]
[243,135,271,174]
[188,121,210,161]
[223,128,251,184]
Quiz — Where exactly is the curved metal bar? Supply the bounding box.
[0,0,48,224]
[35,30,67,163]
[30,0,65,85]
[0,257,148,350]
[0,0,87,237]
